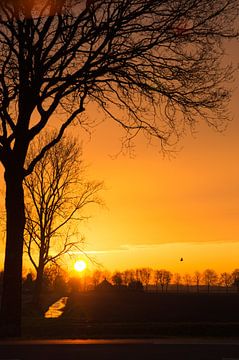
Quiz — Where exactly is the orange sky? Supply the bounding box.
[0,39,238,277]
[73,40,239,275]
[78,115,239,274]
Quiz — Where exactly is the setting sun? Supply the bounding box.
[74,260,87,272]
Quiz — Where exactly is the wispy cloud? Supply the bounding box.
[68,247,129,255]
[68,238,239,257]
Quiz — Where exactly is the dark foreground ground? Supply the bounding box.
[64,291,239,323]
[1,339,239,360]
[22,318,239,338]
[20,292,239,339]
[1,293,239,360]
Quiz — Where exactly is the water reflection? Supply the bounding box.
[44,297,68,319]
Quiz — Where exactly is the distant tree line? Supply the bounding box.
[108,268,239,293]
[2,266,238,296]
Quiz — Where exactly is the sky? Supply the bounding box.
[73,39,239,275]
[0,26,238,278]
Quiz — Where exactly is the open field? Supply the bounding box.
[63,291,239,323]
[21,292,239,339]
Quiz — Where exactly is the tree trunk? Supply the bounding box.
[0,168,25,337]
[32,262,44,312]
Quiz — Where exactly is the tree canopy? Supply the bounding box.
[0,0,238,166]
[24,134,102,308]
[0,0,238,337]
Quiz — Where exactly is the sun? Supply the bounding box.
[74,260,87,272]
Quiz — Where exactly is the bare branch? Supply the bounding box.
[24,133,103,301]
[0,0,238,333]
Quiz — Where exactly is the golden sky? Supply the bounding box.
[76,40,239,275]
[0,38,238,277]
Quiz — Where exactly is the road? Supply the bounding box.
[0,339,239,360]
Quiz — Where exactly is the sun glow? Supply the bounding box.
[74,260,87,272]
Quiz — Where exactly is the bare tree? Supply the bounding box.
[137,268,152,290]
[91,270,103,289]
[173,273,181,293]
[111,271,123,287]
[24,134,102,309]
[43,263,68,294]
[203,269,218,293]
[232,269,239,292]
[219,272,233,292]
[154,269,161,291]
[193,271,202,293]
[121,269,135,286]
[183,273,192,292]
[155,269,172,292]
[0,0,238,336]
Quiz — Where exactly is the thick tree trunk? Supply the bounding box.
[0,168,25,337]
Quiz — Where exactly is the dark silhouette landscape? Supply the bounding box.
[0,0,238,344]
[18,283,239,339]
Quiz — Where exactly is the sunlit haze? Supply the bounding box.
[0,41,238,278]
[74,41,239,275]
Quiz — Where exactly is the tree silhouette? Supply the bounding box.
[219,272,233,292]
[0,0,238,336]
[232,269,239,292]
[137,268,152,290]
[203,269,218,293]
[173,273,181,293]
[24,134,102,310]
[111,272,123,287]
[42,263,68,294]
[155,269,172,292]
[183,273,192,292]
[121,269,135,286]
[91,270,104,289]
[128,280,143,292]
[22,272,34,293]
[193,271,202,293]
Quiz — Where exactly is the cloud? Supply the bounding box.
[85,239,239,255]
[68,246,129,256]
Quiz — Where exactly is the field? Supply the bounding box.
[64,291,239,322]
[22,290,239,338]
